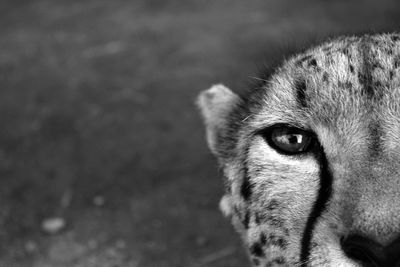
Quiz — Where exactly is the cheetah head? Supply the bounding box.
[198,34,400,266]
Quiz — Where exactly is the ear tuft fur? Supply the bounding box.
[197,84,240,154]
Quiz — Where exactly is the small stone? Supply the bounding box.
[41,217,66,234]
[25,240,38,253]
[93,195,105,207]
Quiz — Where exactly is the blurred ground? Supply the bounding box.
[1,0,400,266]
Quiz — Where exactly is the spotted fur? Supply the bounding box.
[198,33,400,266]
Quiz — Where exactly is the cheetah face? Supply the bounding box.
[198,34,400,266]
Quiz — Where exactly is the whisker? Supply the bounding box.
[248,76,268,83]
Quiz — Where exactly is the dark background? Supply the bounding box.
[1,1,400,266]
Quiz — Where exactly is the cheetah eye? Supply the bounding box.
[261,125,315,155]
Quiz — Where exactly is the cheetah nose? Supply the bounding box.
[341,234,400,266]
[341,235,383,266]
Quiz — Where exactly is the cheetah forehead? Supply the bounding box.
[238,34,400,155]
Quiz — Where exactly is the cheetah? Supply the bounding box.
[197,33,400,266]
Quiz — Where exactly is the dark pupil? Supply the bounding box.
[275,132,307,152]
[287,134,300,144]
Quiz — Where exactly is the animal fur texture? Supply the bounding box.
[198,33,400,266]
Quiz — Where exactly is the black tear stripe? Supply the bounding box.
[300,144,333,267]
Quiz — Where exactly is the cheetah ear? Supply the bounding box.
[197,84,240,155]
